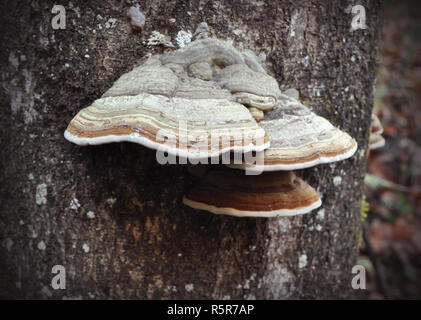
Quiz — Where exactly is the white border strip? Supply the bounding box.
[64,130,270,160]
[228,142,358,172]
[369,138,385,150]
[183,197,322,218]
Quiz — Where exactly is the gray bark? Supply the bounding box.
[0,0,382,299]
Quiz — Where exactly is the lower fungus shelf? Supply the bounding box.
[182,168,321,218]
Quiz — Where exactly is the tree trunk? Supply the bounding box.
[0,0,382,299]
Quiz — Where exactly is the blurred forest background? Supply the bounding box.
[359,0,421,299]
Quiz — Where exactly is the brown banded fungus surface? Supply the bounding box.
[183,167,321,218]
[229,94,358,172]
[65,94,268,159]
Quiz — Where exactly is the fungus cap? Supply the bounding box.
[64,94,269,159]
[369,114,385,150]
[370,114,383,135]
[183,168,321,217]
[228,94,358,172]
[214,63,281,110]
[368,133,385,150]
[64,37,286,159]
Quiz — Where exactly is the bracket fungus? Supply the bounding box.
[64,39,276,160]
[368,113,385,150]
[64,33,359,218]
[64,94,268,159]
[228,94,358,172]
[183,168,321,217]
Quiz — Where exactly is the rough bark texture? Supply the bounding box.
[0,0,382,299]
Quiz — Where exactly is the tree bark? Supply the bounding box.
[0,0,382,299]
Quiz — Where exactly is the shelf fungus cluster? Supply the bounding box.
[64,35,358,218]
